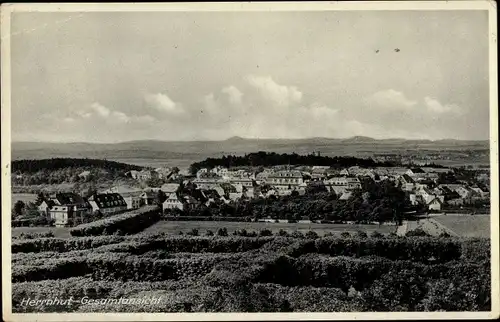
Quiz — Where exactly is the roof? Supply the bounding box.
[410,168,425,174]
[268,170,303,178]
[161,183,180,194]
[89,193,126,209]
[53,192,87,206]
[339,192,353,200]
[119,191,142,198]
[402,174,415,183]
[140,191,157,198]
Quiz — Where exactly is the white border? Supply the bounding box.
[1,1,498,321]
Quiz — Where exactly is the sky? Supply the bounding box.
[10,10,490,143]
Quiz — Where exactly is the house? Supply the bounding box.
[44,192,91,227]
[196,168,209,179]
[88,193,128,215]
[140,190,157,205]
[163,193,188,211]
[78,171,91,180]
[406,168,425,177]
[339,169,350,176]
[427,197,443,211]
[38,200,55,216]
[229,177,254,188]
[398,174,416,191]
[161,183,180,195]
[325,177,361,190]
[266,170,304,191]
[119,191,144,210]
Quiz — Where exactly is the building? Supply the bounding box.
[266,171,304,190]
[193,177,224,190]
[119,191,144,210]
[88,193,128,215]
[324,177,361,190]
[229,177,254,188]
[427,197,443,211]
[163,193,187,211]
[140,190,157,205]
[44,192,91,227]
[78,171,91,180]
[161,183,181,195]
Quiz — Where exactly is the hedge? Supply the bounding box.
[70,206,161,237]
[11,236,126,253]
[282,236,464,263]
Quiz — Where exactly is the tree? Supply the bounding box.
[13,201,25,218]
[156,190,167,206]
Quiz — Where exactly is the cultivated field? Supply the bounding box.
[140,220,398,236]
[432,215,490,238]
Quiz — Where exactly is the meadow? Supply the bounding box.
[141,220,397,236]
[432,215,490,238]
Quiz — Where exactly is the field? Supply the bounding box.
[142,220,397,236]
[12,193,38,204]
[432,215,490,238]
[12,227,72,239]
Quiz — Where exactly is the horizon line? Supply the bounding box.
[11,136,490,145]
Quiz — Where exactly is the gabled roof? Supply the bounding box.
[410,168,425,174]
[402,174,415,183]
[89,193,127,209]
[53,192,87,206]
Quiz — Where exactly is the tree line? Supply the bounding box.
[189,152,401,174]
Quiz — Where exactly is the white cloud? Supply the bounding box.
[90,102,111,117]
[246,75,303,107]
[222,86,243,105]
[424,96,462,114]
[368,89,417,109]
[144,93,184,115]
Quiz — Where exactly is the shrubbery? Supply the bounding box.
[70,206,161,237]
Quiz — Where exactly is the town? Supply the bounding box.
[12,153,490,234]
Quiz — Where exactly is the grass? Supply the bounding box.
[12,227,72,239]
[141,220,397,236]
[432,215,490,238]
[12,193,38,204]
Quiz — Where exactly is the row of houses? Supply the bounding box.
[37,187,162,226]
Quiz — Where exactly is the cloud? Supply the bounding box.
[222,86,243,105]
[90,102,111,117]
[144,93,184,115]
[368,89,417,109]
[246,75,303,107]
[424,96,462,114]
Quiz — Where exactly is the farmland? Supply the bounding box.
[141,220,397,236]
[12,227,72,239]
[432,215,490,238]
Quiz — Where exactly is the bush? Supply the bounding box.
[370,231,383,238]
[340,232,351,238]
[354,230,368,238]
[278,229,289,237]
[233,229,248,237]
[305,231,319,239]
[217,228,228,237]
[406,228,430,237]
[291,231,304,238]
[205,230,214,236]
[259,229,273,237]
[186,229,199,237]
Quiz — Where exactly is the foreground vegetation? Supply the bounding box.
[12,232,490,312]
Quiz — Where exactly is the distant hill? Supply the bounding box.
[11,137,489,169]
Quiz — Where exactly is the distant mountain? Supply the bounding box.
[11,137,489,169]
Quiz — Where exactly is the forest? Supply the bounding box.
[11,158,144,186]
